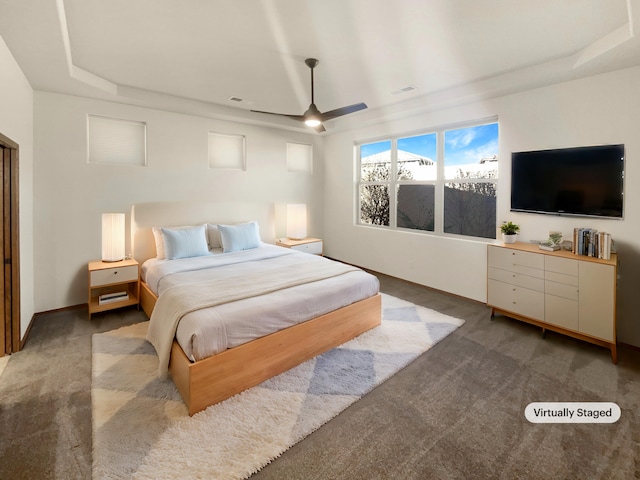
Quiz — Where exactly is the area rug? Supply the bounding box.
[92,294,464,479]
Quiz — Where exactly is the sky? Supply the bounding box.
[360,122,498,166]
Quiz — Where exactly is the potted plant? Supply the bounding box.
[500,221,520,244]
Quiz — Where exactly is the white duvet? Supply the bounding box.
[143,245,380,367]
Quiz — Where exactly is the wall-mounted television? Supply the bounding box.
[511,144,624,219]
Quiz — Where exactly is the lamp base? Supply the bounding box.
[101,258,125,263]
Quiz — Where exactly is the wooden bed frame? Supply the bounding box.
[132,202,382,415]
[140,284,381,415]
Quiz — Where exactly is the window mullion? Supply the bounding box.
[389,139,398,229]
[434,132,445,234]
[355,145,361,225]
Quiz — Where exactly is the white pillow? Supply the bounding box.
[152,226,166,259]
[217,221,261,253]
[206,224,222,249]
[153,225,196,259]
[161,224,210,260]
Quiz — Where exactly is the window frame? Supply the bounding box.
[208,131,247,170]
[87,114,147,167]
[356,117,498,240]
[286,142,313,173]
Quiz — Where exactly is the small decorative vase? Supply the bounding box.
[502,233,518,244]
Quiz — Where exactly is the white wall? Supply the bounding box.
[324,66,640,348]
[33,92,322,311]
[0,35,35,340]
[28,66,640,348]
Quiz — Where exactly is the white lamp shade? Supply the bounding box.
[102,213,125,262]
[286,204,307,240]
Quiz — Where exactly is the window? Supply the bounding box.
[87,115,147,166]
[443,124,498,238]
[396,134,437,232]
[359,140,391,226]
[208,132,246,170]
[357,120,498,239]
[287,142,313,173]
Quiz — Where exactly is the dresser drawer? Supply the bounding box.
[545,294,579,331]
[545,256,578,276]
[488,279,545,321]
[545,270,579,286]
[545,280,579,301]
[90,265,138,287]
[488,246,544,274]
[291,241,323,255]
[488,267,544,292]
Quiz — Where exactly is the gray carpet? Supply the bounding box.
[1,272,639,479]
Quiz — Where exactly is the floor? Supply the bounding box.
[0,272,638,479]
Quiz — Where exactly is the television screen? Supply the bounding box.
[511,144,624,218]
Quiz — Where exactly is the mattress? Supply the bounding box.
[142,244,380,362]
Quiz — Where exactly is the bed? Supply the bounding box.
[131,202,381,415]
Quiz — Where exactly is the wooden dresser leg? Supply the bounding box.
[611,344,618,365]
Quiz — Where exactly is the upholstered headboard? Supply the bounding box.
[131,201,276,264]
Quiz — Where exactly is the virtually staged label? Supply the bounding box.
[525,402,620,423]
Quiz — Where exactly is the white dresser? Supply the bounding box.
[487,242,617,363]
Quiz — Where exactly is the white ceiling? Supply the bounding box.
[1,0,639,133]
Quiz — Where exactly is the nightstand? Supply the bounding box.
[88,258,140,318]
[276,237,323,255]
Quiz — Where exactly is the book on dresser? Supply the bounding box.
[572,228,612,260]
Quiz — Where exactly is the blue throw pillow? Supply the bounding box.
[161,225,210,260]
[218,221,261,253]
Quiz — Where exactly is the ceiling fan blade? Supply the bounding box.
[320,102,368,121]
[250,109,304,122]
[251,59,365,133]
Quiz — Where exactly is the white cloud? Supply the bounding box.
[446,128,477,149]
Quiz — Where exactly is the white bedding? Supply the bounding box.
[143,245,380,363]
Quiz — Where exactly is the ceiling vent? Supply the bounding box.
[390,85,417,95]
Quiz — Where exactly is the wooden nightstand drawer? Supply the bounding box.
[90,265,138,287]
[290,241,323,255]
[276,238,323,255]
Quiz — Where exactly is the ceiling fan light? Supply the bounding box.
[304,118,321,127]
[303,103,321,127]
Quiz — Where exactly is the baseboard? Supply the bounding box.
[619,342,640,352]
[324,256,486,308]
[34,303,87,316]
[20,304,86,350]
[19,314,35,351]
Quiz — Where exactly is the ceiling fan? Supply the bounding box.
[251,58,367,132]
